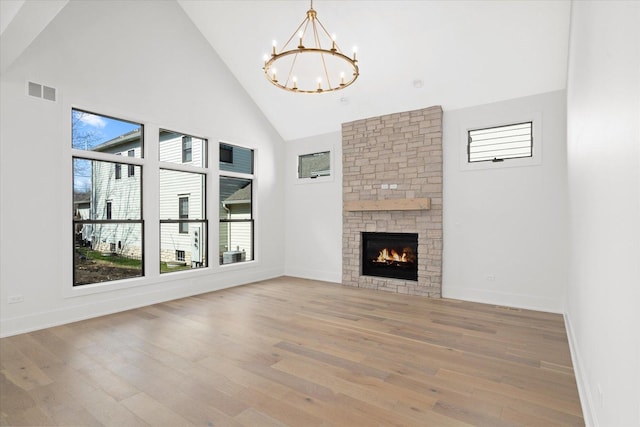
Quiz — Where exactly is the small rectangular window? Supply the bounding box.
[127,150,135,176]
[175,250,185,262]
[298,151,330,179]
[106,201,112,220]
[468,122,532,163]
[115,163,121,179]
[182,136,192,163]
[179,196,189,234]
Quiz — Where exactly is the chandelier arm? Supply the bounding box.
[320,51,332,90]
[285,51,300,87]
[315,18,342,53]
[283,17,309,51]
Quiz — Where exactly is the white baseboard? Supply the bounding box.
[284,267,342,284]
[442,287,563,313]
[0,267,284,338]
[564,312,596,427]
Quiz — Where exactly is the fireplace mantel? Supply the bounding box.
[343,198,431,212]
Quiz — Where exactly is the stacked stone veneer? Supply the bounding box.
[342,106,443,297]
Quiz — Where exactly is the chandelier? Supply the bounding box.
[263,0,359,93]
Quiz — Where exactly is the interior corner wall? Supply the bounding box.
[565,2,640,426]
[284,131,343,283]
[0,0,285,337]
[442,90,568,313]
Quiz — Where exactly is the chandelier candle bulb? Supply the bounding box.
[292,76,298,90]
[272,40,277,55]
[298,31,304,48]
[340,72,345,85]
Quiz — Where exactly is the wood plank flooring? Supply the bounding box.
[0,277,584,426]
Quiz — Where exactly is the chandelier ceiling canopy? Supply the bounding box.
[263,1,359,94]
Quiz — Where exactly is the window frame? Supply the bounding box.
[70,108,145,288]
[459,112,542,171]
[219,142,255,266]
[297,150,331,180]
[467,121,533,164]
[159,129,209,274]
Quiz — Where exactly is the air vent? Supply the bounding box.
[27,81,56,102]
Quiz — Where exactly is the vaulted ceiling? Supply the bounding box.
[1,0,571,141]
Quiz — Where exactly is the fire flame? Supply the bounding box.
[375,247,415,264]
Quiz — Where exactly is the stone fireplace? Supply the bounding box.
[342,106,442,297]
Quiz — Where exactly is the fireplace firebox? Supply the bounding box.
[361,232,418,281]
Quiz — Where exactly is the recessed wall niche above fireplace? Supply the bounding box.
[362,232,418,281]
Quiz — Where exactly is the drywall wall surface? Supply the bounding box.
[442,90,568,313]
[0,0,285,337]
[566,1,640,425]
[284,132,343,283]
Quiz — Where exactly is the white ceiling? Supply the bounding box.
[2,0,571,141]
[177,0,571,141]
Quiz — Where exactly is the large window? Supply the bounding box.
[72,109,143,286]
[220,143,254,265]
[159,130,208,273]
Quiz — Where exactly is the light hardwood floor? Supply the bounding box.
[0,277,584,426]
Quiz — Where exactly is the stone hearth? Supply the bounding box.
[342,106,443,297]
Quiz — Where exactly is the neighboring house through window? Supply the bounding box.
[159,130,208,272]
[71,108,143,286]
[220,143,254,265]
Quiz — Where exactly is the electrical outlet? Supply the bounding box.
[8,295,24,304]
[389,184,398,189]
[381,184,389,189]
[486,274,496,281]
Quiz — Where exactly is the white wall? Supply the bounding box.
[284,132,343,283]
[565,2,640,426]
[442,90,568,313]
[0,0,285,337]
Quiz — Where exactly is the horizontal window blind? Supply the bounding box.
[468,122,532,163]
